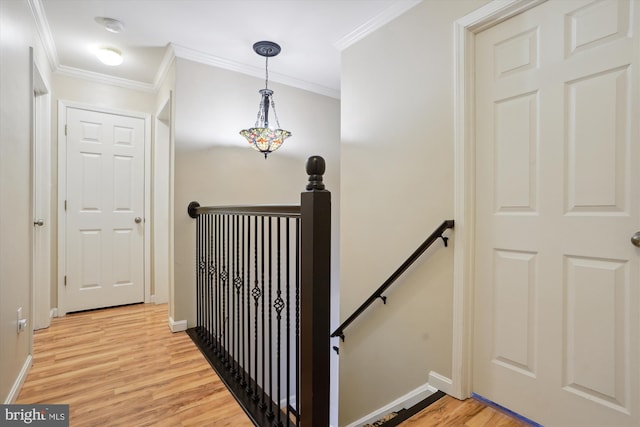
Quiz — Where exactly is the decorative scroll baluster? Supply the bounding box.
[235,216,243,382]
[215,214,221,356]
[231,215,237,375]
[206,215,212,341]
[246,216,253,394]
[211,215,218,345]
[252,216,261,403]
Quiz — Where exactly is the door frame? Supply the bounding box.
[152,94,172,305]
[451,0,546,400]
[57,100,151,315]
[32,58,51,330]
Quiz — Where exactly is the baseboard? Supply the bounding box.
[169,316,187,332]
[428,371,453,395]
[345,381,438,427]
[152,295,168,304]
[4,355,32,404]
[50,308,58,318]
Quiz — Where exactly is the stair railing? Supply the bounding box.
[187,156,331,427]
[331,219,454,343]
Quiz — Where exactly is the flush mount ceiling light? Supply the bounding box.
[95,17,125,33]
[96,47,123,66]
[240,41,292,159]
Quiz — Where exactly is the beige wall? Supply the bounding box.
[172,58,340,329]
[339,0,488,424]
[50,74,157,307]
[0,0,52,402]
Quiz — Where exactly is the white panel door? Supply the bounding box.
[64,107,145,312]
[473,1,639,426]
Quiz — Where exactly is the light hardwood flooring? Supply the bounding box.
[17,303,528,427]
[17,303,253,426]
[398,395,529,427]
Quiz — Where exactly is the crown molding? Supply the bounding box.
[28,0,339,98]
[153,44,176,89]
[28,0,156,93]
[27,0,59,71]
[333,0,422,51]
[56,65,156,93]
[171,43,340,99]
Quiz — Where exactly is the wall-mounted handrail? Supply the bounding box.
[331,219,454,341]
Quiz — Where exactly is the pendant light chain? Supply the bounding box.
[254,98,263,128]
[265,55,269,90]
[271,98,282,129]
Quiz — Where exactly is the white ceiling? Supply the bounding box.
[37,0,422,98]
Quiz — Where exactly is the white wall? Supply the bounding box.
[0,0,52,402]
[339,0,488,424]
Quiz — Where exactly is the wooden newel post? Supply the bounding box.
[300,155,331,427]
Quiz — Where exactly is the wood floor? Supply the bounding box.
[398,396,529,427]
[17,303,528,426]
[17,303,253,426]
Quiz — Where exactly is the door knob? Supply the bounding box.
[134,217,142,224]
[631,232,640,248]
[34,219,44,226]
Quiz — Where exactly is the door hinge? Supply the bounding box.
[65,124,67,136]
[64,200,67,211]
[64,275,67,286]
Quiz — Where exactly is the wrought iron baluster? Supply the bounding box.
[236,216,245,387]
[196,214,202,331]
[215,214,221,356]
[246,216,253,394]
[230,215,236,375]
[202,214,207,340]
[252,215,260,402]
[260,216,267,410]
[201,214,206,337]
[234,215,242,379]
[295,217,301,427]
[267,217,274,419]
[224,215,231,368]
[286,217,292,425]
[206,214,212,341]
[274,217,284,427]
[208,213,215,344]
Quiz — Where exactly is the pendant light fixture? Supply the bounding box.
[240,41,292,159]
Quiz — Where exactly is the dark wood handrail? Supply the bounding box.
[188,201,301,218]
[331,219,454,341]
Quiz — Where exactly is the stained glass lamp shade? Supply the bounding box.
[240,42,292,158]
